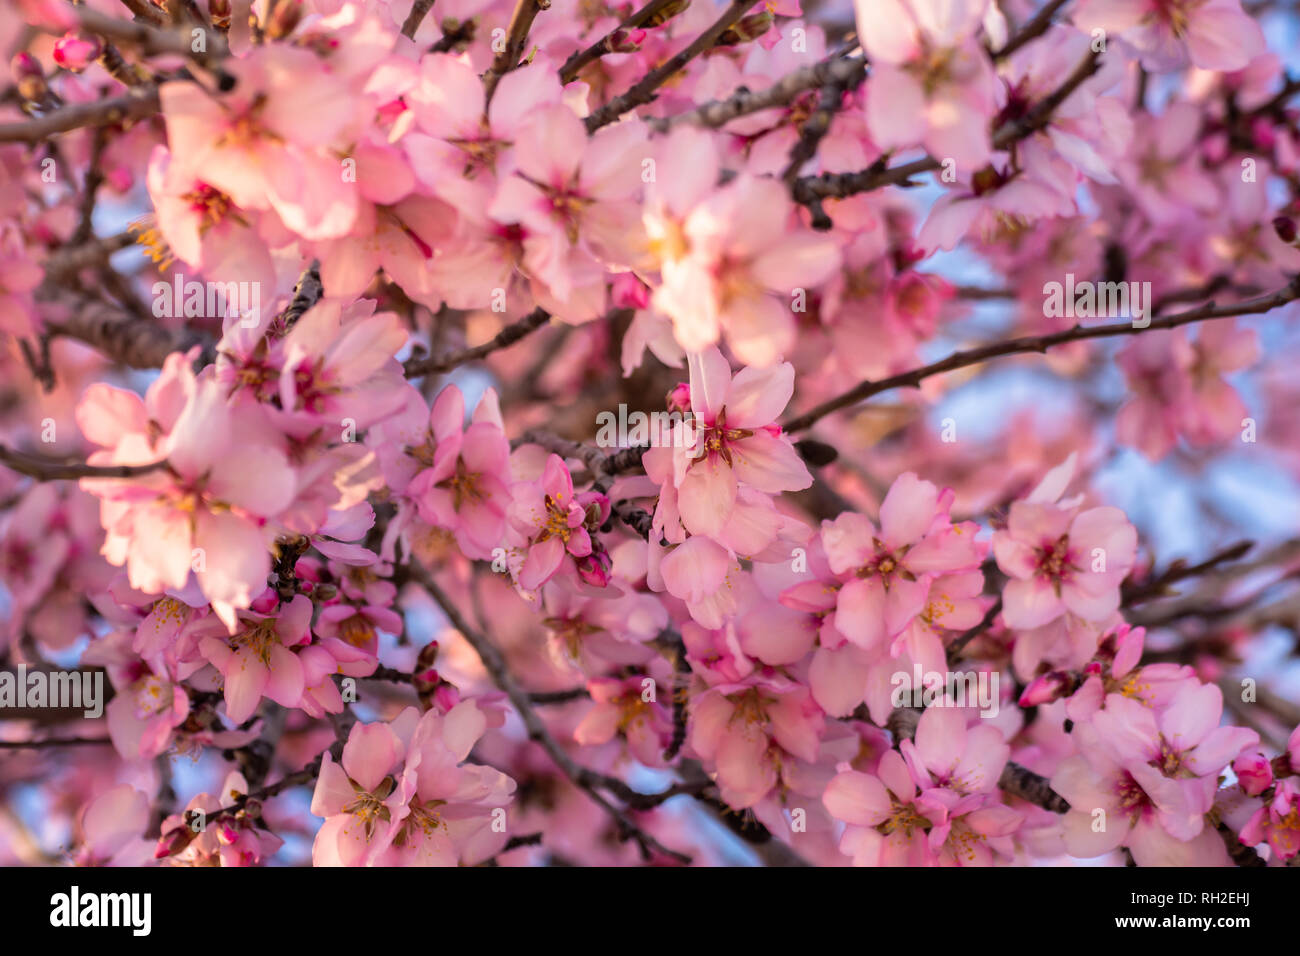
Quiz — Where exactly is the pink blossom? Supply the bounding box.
[507,454,594,591]
[993,456,1137,630]
[821,472,981,651]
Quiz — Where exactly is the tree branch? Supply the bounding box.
[584,0,753,132]
[648,55,866,131]
[403,307,551,378]
[782,275,1300,434]
[409,562,698,863]
[0,444,166,481]
[0,87,160,143]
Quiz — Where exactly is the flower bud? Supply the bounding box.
[666,382,691,415]
[416,639,441,673]
[1233,751,1273,797]
[209,0,232,28]
[605,28,647,54]
[646,0,691,27]
[1018,670,1074,708]
[611,271,650,309]
[265,0,303,39]
[431,682,461,713]
[53,32,102,72]
[715,11,773,46]
[11,53,47,103]
[1273,215,1297,245]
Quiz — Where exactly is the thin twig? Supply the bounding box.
[782,275,1300,433]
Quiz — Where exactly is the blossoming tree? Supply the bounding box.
[2,0,1300,868]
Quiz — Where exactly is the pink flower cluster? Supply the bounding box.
[1,0,1299,872]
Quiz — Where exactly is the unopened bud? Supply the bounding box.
[265,0,303,39]
[604,28,647,54]
[11,53,46,103]
[715,11,773,46]
[416,639,441,673]
[53,33,102,72]
[611,271,650,310]
[1273,215,1297,245]
[1233,751,1273,796]
[1018,670,1074,708]
[209,0,232,28]
[666,383,691,415]
[645,0,691,27]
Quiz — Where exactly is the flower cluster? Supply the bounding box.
[1,0,1299,871]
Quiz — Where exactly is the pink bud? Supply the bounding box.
[432,682,461,713]
[1018,671,1073,708]
[53,33,102,72]
[666,382,691,414]
[575,550,613,588]
[1233,751,1273,797]
[11,53,47,103]
[611,271,651,310]
[605,28,647,53]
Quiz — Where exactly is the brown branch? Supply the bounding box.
[1216,821,1267,867]
[70,6,231,77]
[409,562,697,862]
[72,128,110,245]
[0,737,113,749]
[44,231,138,281]
[782,275,1300,433]
[403,307,550,378]
[0,87,160,143]
[483,0,549,102]
[430,18,476,52]
[278,261,322,330]
[948,597,1002,659]
[559,0,683,83]
[402,0,436,39]
[584,0,753,132]
[1121,541,1254,606]
[781,65,862,185]
[45,295,207,369]
[999,762,1070,813]
[791,51,1101,208]
[993,0,1072,60]
[0,444,166,481]
[649,54,866,131]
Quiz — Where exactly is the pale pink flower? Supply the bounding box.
[992,455,1137,630]
[575,676,674,767]
[688,674,824,809]
[507,454,594,591]
[667,347,811,539]
[1074,0,1265,73]
[154,771,283,866]
[75,785,153,866]
[821,472,981,651]
[653,174,841,366]
[80,378,297,628]
[823,711,1022,868]
[487,104,646,303]
[855,0,1001,168]
[196,594,313,724]
[1239,778,1300,861]
[407,385,512,561]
